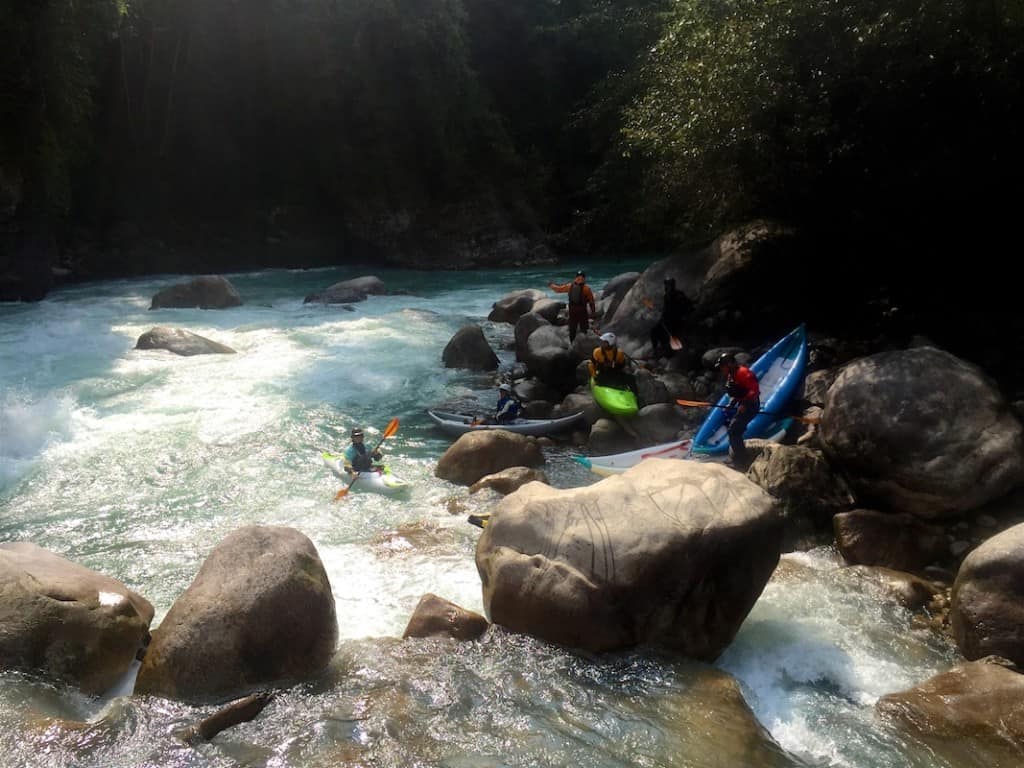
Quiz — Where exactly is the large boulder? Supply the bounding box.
[475,459,782,657]
[435,431,545,486]
[441,325,499,371]
[488,289,545,324]
[598,271,640,323]
[135,326,236,356]
[304,275,385,304]
[819,347,1024,518]
[0,542,154,695]
[134,526,336,703]
[876,660,1024,766]
[951,523,1024,666]
[834,509,948,571]
[513,312,550,361]
[521,325,578,390]
[150,276,242,309]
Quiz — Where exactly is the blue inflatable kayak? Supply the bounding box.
[690,324,808,455]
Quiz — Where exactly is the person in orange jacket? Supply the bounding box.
[548,269,596,342]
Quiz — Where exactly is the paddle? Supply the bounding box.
[675,399,821,425]
[334,417,400,501]
[641,297,683,351]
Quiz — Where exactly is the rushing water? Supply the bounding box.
[0,264,965,767]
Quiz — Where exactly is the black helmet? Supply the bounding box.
[351,427,364,438]
[715,352,735,368]
[576,269,585,277]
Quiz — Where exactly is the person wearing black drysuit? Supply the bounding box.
[650,277,693,358]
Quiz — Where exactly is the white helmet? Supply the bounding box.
[499,383,511,392]
[600,332,616,345]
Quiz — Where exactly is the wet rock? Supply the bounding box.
[402,594,488,641]
[150,276,242,309]
[135,326,236,356]
[441,325,499,371]
[435,431,544,486]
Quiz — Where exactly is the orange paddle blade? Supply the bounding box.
[383,417,400,438]
[334,487,350,501]
[676,399,714,407]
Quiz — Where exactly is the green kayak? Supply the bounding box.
[590,377,639,416]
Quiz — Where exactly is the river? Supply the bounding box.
[0,264,964,767]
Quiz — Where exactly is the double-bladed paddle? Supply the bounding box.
[334,417,400,501]
[675,399,821,425]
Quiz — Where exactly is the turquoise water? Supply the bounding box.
[0,265,963,767]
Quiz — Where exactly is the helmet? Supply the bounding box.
[715,352,735,368]
[351,427,364,438]
[575,269,585,277]
[600,332,616,345]
[664,277,676,288]
[499,383,511,392]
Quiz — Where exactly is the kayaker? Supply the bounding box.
[494,383,522,424]
[588,332,635,392]
[649,277,693,358]
[344,427,382,473]
[716,352,761,469]
[548,269,596,343]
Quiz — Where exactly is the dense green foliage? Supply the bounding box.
[0,0,124,224]
[624,0,1024,254]
[2,0,1022,285]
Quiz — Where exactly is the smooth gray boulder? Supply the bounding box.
[819,347,1024,518]
[134,526,336,703]
[488,289,545,324]
[435,431,544,487]
[442,325,499,371]
[304,275,385,304]
[951,523,1024,666]
[150,276,242,309]
[135,326,236,356]
[0,542,154,695]
[475,459,782,657]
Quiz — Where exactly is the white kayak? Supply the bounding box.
[426,409,585,437]
[572,439,694,477]
[572,420,791,477]
[321,452,411,496]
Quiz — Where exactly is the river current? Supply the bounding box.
[0,264,963,767]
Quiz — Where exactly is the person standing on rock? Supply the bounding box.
[716,352,760,469]
[649,277,693,358]
[549,269,596,342]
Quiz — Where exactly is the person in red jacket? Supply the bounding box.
[716,352,761,468]
[548,269,596,342]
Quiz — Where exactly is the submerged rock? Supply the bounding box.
[135,326,236,356]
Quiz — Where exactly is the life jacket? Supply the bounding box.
[568,282,586,306]
[495,395,521,423]
[593,346,625,369]
[345,443,377,472]
[726,366,760,401]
